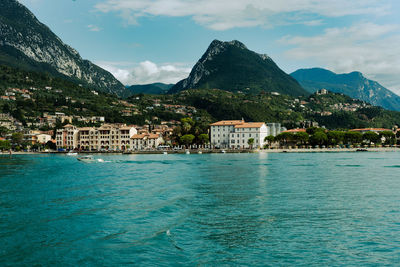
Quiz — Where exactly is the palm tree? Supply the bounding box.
[247,138,255,149]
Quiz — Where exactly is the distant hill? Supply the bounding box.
[0,0,128,97]
[291,68,400,111]
[169,40,308,96]
[127,83,173,95]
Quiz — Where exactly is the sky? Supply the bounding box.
[18,0,400,94]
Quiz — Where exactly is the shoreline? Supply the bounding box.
[1,147,399,155]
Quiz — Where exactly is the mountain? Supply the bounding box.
[291,68,400,111]
[127,83,173,95]
[169,40,308,96]
[0,0,128,97]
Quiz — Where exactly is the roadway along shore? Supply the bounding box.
[1,147,399,155]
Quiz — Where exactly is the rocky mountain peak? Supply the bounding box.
[0,0,128,97]
[169,39,307,96]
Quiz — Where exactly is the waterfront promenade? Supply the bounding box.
[2,147,399,155]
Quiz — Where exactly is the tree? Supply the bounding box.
[264,135,275,143]
[0,126,9,137]
[344,131,362,145]
[0,140,11,151]
[198,134,209,145]
[306,127,324,135]
[363,131,379,146]
[295,132,309,146]
[181,117,194,134]
[327,131,345,146]
[180,134,195,148]
[275,132,294,146]
[247,138,255,149]
[11,132,23,146]
[310,131,327,146]
[379,131,396,145]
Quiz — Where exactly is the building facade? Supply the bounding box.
[210,120,283,149]
[56,124,79,150]
[56,124,137,151]
[229,122,269,149]
[131,133,164,150]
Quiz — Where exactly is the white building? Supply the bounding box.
[210,120,244,148]
[130,133,164,150]
[211,120,283,149]
[36,134,52,144]
[228,122,269,149]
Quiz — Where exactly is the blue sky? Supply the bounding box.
[18,0,400,94]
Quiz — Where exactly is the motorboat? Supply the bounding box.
[67,151,78,156]
[77,155,95,163]
[198,151,203,154]
[185,150,190,154]
[221,150,226,153]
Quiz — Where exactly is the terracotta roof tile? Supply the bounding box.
[234,122,265,128]
[283,128,307,133]
[210,120,244,126]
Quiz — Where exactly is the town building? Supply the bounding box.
[229,122,269,149]
[56,124,79,150]
[131,133,164,150]
[210,120,284,149]
[56,124,147,151]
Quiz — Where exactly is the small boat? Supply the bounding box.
[67,151,78,156]
[221,150,226,153]
[77,156,95,163]
[185,150,190,154]
[356,148,368,152]
[198,151,202,154]
[163,152,168,155]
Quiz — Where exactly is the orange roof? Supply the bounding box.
[120,126,135,130]
[283,128,307,133]
[63,124,74,128]
[235,122,265,128]
[210,120,244,126]
[131,133,160,139]
[350,128,392,132]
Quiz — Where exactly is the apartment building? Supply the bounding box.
[56,124,137,151]
[210,120,245,148]
[56,124,79,150]
[229,122,269,149]
[131,133,164,150]
[210,120,283,149]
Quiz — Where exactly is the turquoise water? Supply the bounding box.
[1,152,400,266]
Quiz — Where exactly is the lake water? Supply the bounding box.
[1,152,400,266]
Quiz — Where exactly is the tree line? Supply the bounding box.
[264,127,397,148]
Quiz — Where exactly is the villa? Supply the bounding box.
[210,120,283,149]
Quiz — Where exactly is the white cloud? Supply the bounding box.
[95,0,389,30]
[281,22,400,94]
[87,24,102,32]
[97,60,191,85]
